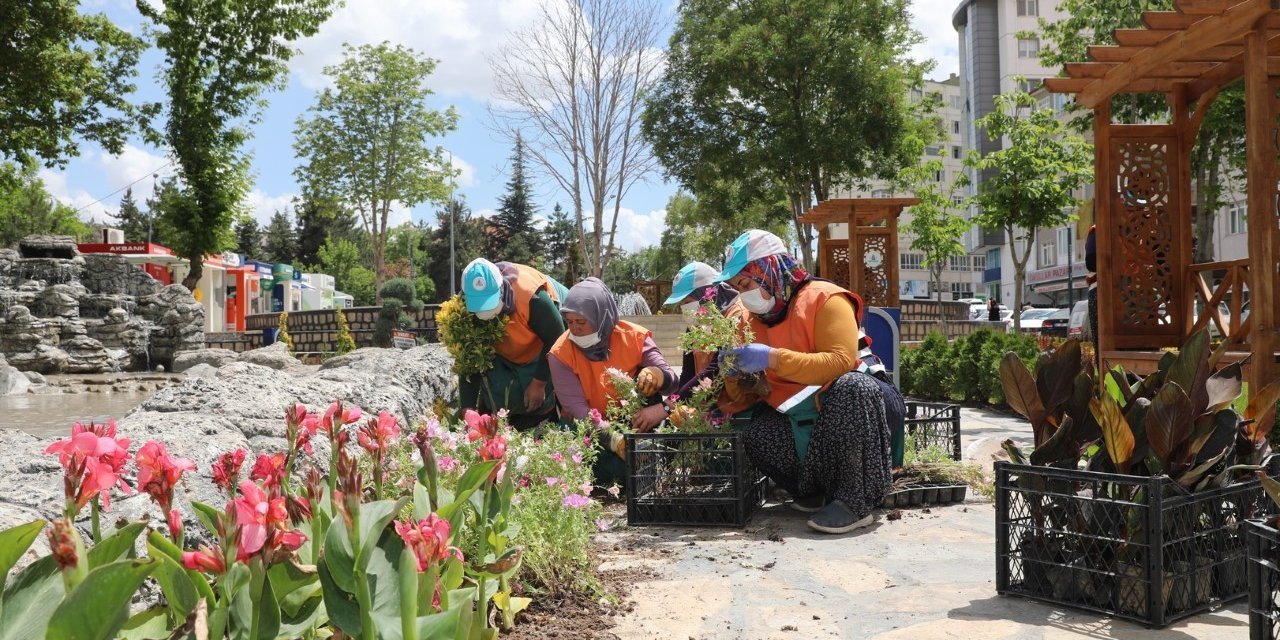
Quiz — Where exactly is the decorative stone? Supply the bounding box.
[237,342,301,370]
[17,235,79,259]
[172,348,239,373]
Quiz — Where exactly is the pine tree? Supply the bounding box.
[113,188,150,242]
[489,134,540,264]
[294,191,354,267]
[262,210,297,264]
[234,216,262,258]
[543,203,581,284]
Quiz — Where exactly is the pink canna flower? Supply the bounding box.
[395,514,452,572]
[167,509,183,541]
[321,400,362,436]
[212,449,247,494]
[249,452,287,491]
[44,422,133,512]
[135,441,195,514]
[182,544,227,574]
[551,452,564,463]
[479,434,507,462]
[464,409,499,442]
[232,480,288,557]
[357,411,401,456]
[270,528,308,554]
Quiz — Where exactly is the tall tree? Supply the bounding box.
[294,42,459,303]
[660,188,792,265]
[293,190,354,267]
[425,198,486,301]
[143,176,188,248]
[964,90,1093,328]
[900,160,971,326]
[490,0,665,278]
[1,1,146,171]
[233,216,262,257]
[643,0,931,270]
[0,164,92,247]
[138,0,335,290]
[317,237,375,306]
[543,203,581,285]
[261,210,297,264]
[1031,0,1244,263]
[113,188,149,242]
[489,134,541,264]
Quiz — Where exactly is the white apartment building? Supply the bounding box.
[832,74,986,301]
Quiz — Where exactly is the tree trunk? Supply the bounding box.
[789,194,815,273]
[933,265,947,330]
[1007,224,1034,332]
[181,260,202,292]
[1192,140,1220,264]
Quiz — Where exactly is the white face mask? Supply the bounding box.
[569,331,601,349]
[474,306,501,321]
[739,287,774,315]
[680,300,700,325]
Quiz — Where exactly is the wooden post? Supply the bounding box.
[1095,103,1116,363]
[1244,26,1278,396]
[1172,83,1197,337]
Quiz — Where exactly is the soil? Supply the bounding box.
[503,553,655,640]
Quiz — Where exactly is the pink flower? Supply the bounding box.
[464,410,499,442]
[357,411,401,457]
[588,409,604,428]
[579,482,593,495]
[546,477,560,487]
[212,449,247,493]
[425,416,444,440]
[607,484,621,498]
[561,494,591,509]
[395,514,452,572]
[135,441,195,513]
[518,475,530,488]
[182,545,227,574]
[595,517,612,532]
[437,455,458,473]
[551,452,564,463]
[232,480,288,558]
[571,451,584,465]
[479,434,507,462]
[249,453,287,491]
[696,306,709,316]
[167,509,183,540]
[321,400,362,435]
[701,287,716,302]
[270,528,308,553]
[44,422,133,512]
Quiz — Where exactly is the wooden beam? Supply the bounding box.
[1044,77,1183,94]
[1186,35,1280,99]
[1176,0,1280,14]
[1145,10,1280,29]
[1113,29,1178,46]
[1079,0,1273,108]
[1243,27,1277,399]
[1089,44,1246,62]
[1067,61,1228,78]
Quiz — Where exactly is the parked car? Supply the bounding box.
[1017,308,1057,332]
[1067,300,1090,339]
[1040,307,1072,337]
[970,303,1010,321]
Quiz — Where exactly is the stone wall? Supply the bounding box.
[900,319,1006,342]
[224,306,442,354]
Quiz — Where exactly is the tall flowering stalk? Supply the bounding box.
[135,440,196,545]
[394,514,460,640]
[357,411,401,496]
[321,400,361,511]
[44,421,133,542]
[284,402,319,495]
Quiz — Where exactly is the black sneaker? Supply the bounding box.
[790,494,826,513]
[806,500,874,534]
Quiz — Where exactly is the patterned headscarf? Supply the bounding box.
[741,252,810,326]
[560,277,618,361]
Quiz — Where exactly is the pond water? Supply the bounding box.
[0,392,149,438]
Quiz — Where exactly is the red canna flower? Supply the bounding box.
[135,441,196,517]
[249,452,287,492]
[479,434,507,462]
[271,528,307,553]
[212,449,247,494]
[44,422,133,513]
[463,409,498,442]
[286,495,312,523]
[321,400,362,436]
[182,544,227,574]
[357,411,401,457]
[232,480,288,558]
[286,403,320,456]
[395,514,452,572]
[167,509,184,541]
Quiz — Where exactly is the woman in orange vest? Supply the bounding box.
[717,230,892,534]
[548,278,676,482]
[459,258,569,430]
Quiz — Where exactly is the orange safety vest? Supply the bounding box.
[492,263,560,365]
[549,320,651,414]
[747,280,864,410]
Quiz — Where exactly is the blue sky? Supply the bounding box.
[44,0,960,253]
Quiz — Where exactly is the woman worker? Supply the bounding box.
[663,261,757,420]
[717,230,893,534]
[548,277,677,482]
[458,258,569,430]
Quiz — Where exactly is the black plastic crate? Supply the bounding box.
[905,401,961,461]
[996,461,1271,627]
[625,431,767,527]
[1249,519,1280,639]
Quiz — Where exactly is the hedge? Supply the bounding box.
[900,329,1041,406]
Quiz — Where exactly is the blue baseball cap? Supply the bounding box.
[461,258,503,313]
[715,230,788,282]
[664,261,718,305]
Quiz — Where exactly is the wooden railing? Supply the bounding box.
[1186,258,1251,347]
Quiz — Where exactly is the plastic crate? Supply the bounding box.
[625,431,767,527]
[905,401,961,461]
[1249,519,1280,639]
[995,461,1271,627]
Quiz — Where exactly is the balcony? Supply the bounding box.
[983,266,1002,283]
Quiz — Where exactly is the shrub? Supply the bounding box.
[901,329,1042,406]
[277,311,294,354]
[950,329,996,403]
[979,331,1040,406]
[335,306,356,354]
[909,331,952,401]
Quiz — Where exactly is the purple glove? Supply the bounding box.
[722,343,773,375]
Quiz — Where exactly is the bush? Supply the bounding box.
[901,329,1042,406]
[375,277,422,347]
[335,306,356,354]
[277,311,294,354]
[907,331,952,401]
[950,329,996,404]
[979,331,1040,406]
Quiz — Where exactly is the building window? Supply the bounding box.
[986,247,1001,265]
[934,169,945,182]
[950,95,962,109]
[1017,0,1038,16]
[901,253,924,270]
[952,195,965,207]
[949,255,970,271]
[972,255,986,271]
[1040,241,1056,268]
[1018,78,1044,94]
[950,282,974,298]
[952,120,961,134]
[1057,228,1071,259]
[1229,203,1247,234]
[926,145,941,156]
[952,145,962,159]
[1018,38,1040,59]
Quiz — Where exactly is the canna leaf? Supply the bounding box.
[1091,394,1135,474]
[1205,362,1244,412]
[190,501,223,538]
[45,559,157,640]
[1000,352,1047,441]
[0,521,44,591]
[1147,381,1194,462]
[1258,472,1280,511]
[1035,339,1082,414]
[1246,382,1280,443]
[87,521,146,568]
[0,556,60,640]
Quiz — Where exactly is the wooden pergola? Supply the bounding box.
[798,197,918,308]
[1043,0,1279,392]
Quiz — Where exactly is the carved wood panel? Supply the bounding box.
[826,243,850,290]
[858,234,891,307]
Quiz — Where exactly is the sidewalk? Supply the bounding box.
[598,406,1249,639]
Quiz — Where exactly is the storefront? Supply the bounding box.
[1026,262,1089,308]
[75,242,184,285]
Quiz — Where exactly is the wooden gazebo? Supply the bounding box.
[798,197,918,308]
[1043,0,1278,392]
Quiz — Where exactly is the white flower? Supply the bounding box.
[515,454,529,470]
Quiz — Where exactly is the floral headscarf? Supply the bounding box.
[741,252,810,326]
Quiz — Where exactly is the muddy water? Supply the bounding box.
[0,392,149,437]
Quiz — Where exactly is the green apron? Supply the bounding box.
[459,356,556,418]
[783,393,822,464]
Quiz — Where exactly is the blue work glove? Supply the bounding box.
[721,343,773,375]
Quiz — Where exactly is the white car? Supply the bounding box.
[1017,308,1057,332]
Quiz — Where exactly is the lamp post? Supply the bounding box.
[1066,232,1074,308]
[447,150,456,297]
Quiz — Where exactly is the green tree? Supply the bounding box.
[0,164,92,247]
[233,215,262,257]
[293,190,354,267]
[138,0,335,290]
[425,198,486,302]
[112,188,149,243]
[660,189,792,266]
[317,236,376,306]
[1,1,146,170]
[542,203,581,285]
[642,0,931,270]
[261,210,297,264]
[900,160,971,326]
[1031,0,1243,263]
[142,176,188,249]
[294,42,459,303]
[964,90,1093,328]
[489,134,540,264]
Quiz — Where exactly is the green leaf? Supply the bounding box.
[453,461,499,499]
[322,517,357,594]
[356,498,408,568]
[414,482,432,520]
[116,607,170,640]
[190,501,224,538]
[267,562,320,619]
[87,520,146,568]
[416,604,463,639]
[1091,394,1135,474]
[148,543,198,618]
[0,521,45,586]
[319,532,409,640]
[0,554,63,640]
[1259,472,1280,511]
[1147,381,1194,462]
[146,531,216,604]
[45,559,157,640]
[1168,330,1210,410]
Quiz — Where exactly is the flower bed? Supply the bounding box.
[1249,518,1280,639]
[625,431,766,527]
[996,461,1271,627]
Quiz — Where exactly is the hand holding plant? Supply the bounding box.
[437,294,510,377]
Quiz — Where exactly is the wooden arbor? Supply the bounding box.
[798,197,918,308]
[1043,0,1279,392]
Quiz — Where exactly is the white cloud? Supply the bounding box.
[289,0,544,101]
[448,153,477,188]
[39,169,113,224]
[97,144,173,197]
[613,206,666,252]
[910,1,960,81]
[243,190,297,225]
